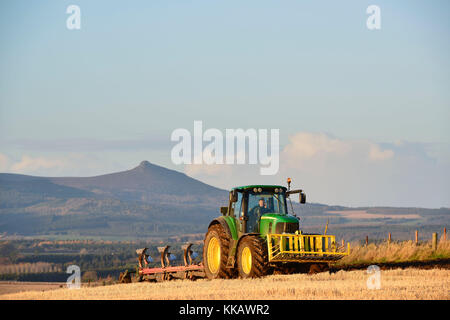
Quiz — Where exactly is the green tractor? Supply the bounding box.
[203,180,349,279]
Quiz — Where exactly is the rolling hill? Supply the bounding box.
[0,161,448,240]
[48,161,226,205]
[0,161,227,237]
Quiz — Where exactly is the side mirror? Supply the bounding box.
[220,207,228,215]
[229,190,238,202]
[299,192,306,204]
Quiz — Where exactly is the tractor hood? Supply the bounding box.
[259,213,299,235]
[260,213,299,224]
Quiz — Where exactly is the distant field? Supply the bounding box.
[1,269,449,300]
[0,281,65,295]
[326,210,421,220]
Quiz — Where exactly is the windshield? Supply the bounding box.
[247,191,287,215]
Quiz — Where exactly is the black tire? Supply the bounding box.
[203,224,234,279]
[237,236,269,278]
[308,263,329,274]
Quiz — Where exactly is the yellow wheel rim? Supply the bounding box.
[207,237,221,273]
[241,247,252,275]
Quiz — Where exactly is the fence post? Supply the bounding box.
[415,230,419,245]
[444,228,447,241]
[365,235,369,246]
[432,233,438,251]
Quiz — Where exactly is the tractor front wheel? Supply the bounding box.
[237,236,269,278]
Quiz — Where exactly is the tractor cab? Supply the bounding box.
[225,185,305,235]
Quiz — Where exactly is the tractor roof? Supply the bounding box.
[232,185,287,191]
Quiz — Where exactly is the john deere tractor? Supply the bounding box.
[203,180,349,279]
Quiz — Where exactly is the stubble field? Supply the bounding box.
[1,268,448,300]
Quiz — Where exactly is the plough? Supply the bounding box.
[119,243,204,283]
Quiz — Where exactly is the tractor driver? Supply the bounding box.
[248,198,268,232]
[257,198,268,213]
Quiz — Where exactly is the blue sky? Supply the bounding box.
[0,1,449,207]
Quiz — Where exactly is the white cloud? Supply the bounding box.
[283,133,394,164]
[1,153,123,177]
[368,144,394,161]
[0,153,10,171]
[10,155,69,173]
[282,132,351,159]
[184,132,450,207]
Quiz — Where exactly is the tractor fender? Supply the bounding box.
[234,233,261,253]
[207,217,233,240]
[207,217,240,268]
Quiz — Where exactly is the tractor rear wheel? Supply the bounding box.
[203,224,234,279]
[237,236,269,278]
